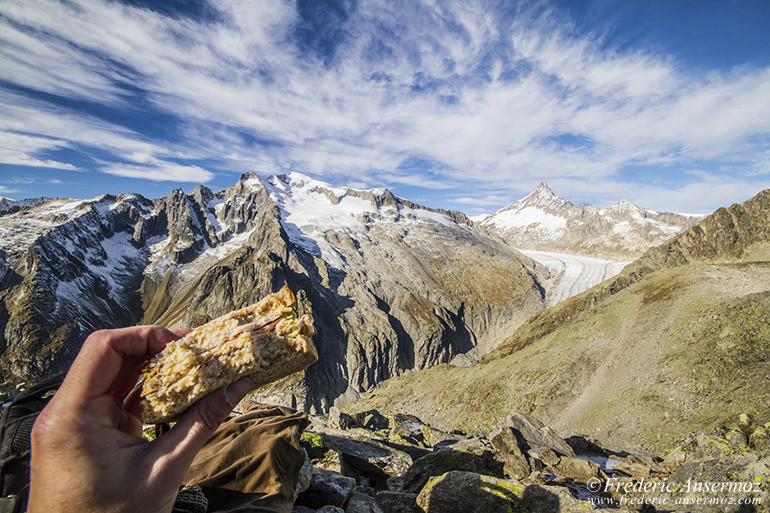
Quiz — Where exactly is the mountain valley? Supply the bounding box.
[345,188,770,452]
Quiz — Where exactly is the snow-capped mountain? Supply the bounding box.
[0,172,547,411]
[479,182,703,259]
[0,195,50,212]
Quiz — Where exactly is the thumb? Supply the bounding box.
[149,379,253,479]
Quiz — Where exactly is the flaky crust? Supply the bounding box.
[140,286,317,423]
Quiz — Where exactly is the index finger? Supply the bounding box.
[60,326,181,401]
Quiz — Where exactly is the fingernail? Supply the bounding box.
[223,379,253,407]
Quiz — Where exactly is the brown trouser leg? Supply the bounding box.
[184,403,310,513]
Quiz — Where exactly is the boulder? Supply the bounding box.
[344,490,374,513]
[296,468,356,509]
[388,449,487,493]
[416,471,525,513]
[527,447,560,467]
[613,461,651,478]
[317,507,345,513]
[665,458,768,513]
[329,407,359,430]
[564,435,610,457]
[415,470,597,513]
[554,457,602,482]
[437,437,494,456]
[389,413,426,441]
[379,439,432,462]
[505,413,575,457]
[488,427,531,479]
[352,410,389,431]
[300,429,412,487]
[296,452,314,497]
[621,450,659,466]
[332,435,412,487]
[522,471,550,485]
[371,491,421,513]
[519,483,599,513]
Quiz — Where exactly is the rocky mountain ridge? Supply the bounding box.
[0,172,547,412]
[479,182,703,259]
[0,195,50,213]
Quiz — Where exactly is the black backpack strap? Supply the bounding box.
[0,371,66,508]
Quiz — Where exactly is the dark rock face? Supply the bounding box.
[0,173,546,411]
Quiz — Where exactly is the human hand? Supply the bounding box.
[29,326,253,513]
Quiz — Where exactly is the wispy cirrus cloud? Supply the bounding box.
[0,0,768,212]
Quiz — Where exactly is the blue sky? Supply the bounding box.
[0,0,768,215]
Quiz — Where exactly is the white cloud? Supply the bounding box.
[104,161,214,183]
[102,154,214,182]
[0,0,768,211]
[0,131,78,170]
[0,185,21,196]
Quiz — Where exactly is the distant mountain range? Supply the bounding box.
[0,173,546,411]
[0,196,50,212]
[477,182,704,259]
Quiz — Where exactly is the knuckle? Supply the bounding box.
[195,400,228,433]
[30,410,55,448]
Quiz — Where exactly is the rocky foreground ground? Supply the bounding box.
[292,409,769,513]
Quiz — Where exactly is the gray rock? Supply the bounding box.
[614,461,651,478]
[527,447,560,467]
[296,468,355,509]
[554,457,602,481]
[415,471,525,513]
[505,413,576,457]
[329,407,359,430]
[488,426,531,479]
[344,490,374,513]
[520,484,598,513]
[389,413,427,441]
[372,491,420,513]
[292,506,317,513]
[564,435,610,457]
[351,410,389,431]
[296,451,314,498]
[388,448,487,493]
[662,457,768,513]
[439,436,494,456]
[317,507,345,513]
[301,429,412,488]
[415,470,598,512]
[621,450,658,466]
